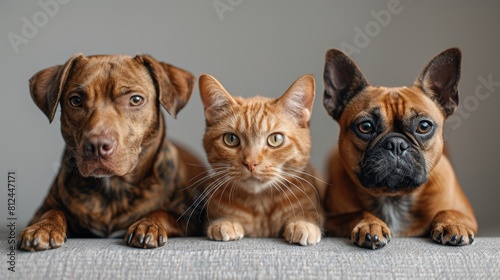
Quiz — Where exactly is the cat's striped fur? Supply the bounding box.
[195,74,325,245]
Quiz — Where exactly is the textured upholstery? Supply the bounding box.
[3,237,500,279]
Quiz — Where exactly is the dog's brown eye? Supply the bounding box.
[130,95,144,106]
[69,96,82,107]
[417,121,432,134]
[223,133,240,147]
[358,121,374,134]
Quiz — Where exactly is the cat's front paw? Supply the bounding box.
[351,220,391,249]
[431,222,474,246]
[207,220,244,241]
[283,221,322,246]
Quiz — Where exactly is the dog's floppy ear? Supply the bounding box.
[414,48,461,117]
[323,49,368,121]
[29,53,83,123]
[137,55,195,118]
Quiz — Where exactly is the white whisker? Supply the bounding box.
[274,176,305,218]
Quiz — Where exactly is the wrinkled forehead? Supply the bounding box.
[343,86,443,124]
[64,56,154,96]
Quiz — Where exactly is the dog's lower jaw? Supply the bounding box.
[76,157,136,178]
[357,165,427,193]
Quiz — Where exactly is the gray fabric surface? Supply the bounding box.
[2,237,499,279]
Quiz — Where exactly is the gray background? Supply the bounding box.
[0,0,498,236]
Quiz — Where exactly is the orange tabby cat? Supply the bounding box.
[196,74,325,245]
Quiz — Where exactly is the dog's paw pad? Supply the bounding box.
[125,218,167,249]
[283,221,322,246]
[431,223,474,246]
[18,221,66,251]
[207,220,244,241]
[351,221,391,249]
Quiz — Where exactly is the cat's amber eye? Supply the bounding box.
[267,133,285,147]
[223,133,240,147]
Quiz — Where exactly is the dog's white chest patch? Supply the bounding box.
[370,196,412,236]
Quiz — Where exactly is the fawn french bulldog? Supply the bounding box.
[323,48,477,249]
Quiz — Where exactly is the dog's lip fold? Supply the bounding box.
[357,160,427,192]
[77,157,130,178]
[80,165,115,178]
[89,168,115,178]
[358,173,426,193]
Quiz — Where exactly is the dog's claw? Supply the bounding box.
[144,234,152,246]
[32,237,39,247]
[137,234,144,244]
[127,233,133,245]
[365,233,371,242]
[450,234,458,242]
[159,235,164,246]
[459,235,465,245]
[436,232,443,243]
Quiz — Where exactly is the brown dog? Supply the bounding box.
[322,48,477,249]
[19,54,205,251]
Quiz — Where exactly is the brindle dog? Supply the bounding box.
[19,54,205,251]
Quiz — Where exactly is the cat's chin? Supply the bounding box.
[236,177,272,195]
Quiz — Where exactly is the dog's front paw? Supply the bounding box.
[125,218,167,249]
[431,222,475,246]
[207,220,244,241]
[283,221,322,246]
[351,220,391,249]
[18,221,67,251]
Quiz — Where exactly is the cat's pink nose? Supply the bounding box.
[243,161,260,172]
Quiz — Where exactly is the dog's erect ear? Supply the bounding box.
[29,53,83,123]
[137,55,195,118]
[323,49,368,121]
[277,74,315,127]
[198,74,236,124]
[414,48,461,117]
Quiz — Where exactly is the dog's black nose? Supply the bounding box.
[84,135,116,159]
[383,137,408,156]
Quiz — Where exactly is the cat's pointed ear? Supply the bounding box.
[414,48,461,117]
[323,49,368,121]
[199,74,236,123]
[278,74,315,126]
